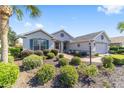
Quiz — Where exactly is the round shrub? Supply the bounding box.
[47,52,55,59]
[43,49,50,56]
[8,56,14,63]
[34,50,43,56]
[70,56,81,65]
[51,49,59,56]
[59,65,79,87]
[59,58,69,66]
[22,54,43,70]
[0,63,19,87]
[21,50,34,58]
[78,64,98,77]
[36,64,55,84]
[94,53,99,56]
[59,54,64,58]
[102,56,114,69]
[9,47,21,58]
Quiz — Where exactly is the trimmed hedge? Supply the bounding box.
[0,63,19,87]
[22,54,43,70]
[34,50,43,56]
[59,54,64,58]
[8,56,14,63]
[21,50,34,58]
[70,56,81,65]
[78,64,98,77]
[51,49,58,56]
[59,65,79,87]
[59,58,69,66]
[36,64,55,84]
[111,55,124,65]
[47,52,55,59]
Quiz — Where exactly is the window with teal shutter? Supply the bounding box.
[30,39,33,50]
[46,40,49,49]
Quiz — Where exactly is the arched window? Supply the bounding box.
[101,35,104,40]
[60,33,64,37]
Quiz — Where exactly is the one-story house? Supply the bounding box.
[110,36,124,47]
[20,29,110,54]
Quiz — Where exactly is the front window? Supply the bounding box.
[32,38,48,50]
[101,35,104,40]
[60,33,64,37]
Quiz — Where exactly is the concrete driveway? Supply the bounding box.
[63,53,103,64]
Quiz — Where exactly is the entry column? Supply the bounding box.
[60,41,63,53]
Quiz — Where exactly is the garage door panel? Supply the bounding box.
[96,43,107,54]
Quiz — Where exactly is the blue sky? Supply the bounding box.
[9,5,124,37]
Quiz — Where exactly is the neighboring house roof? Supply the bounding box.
[51,29,74,39]
[18,29,54,39]
[70,31,109,43]
[110,36,124,43]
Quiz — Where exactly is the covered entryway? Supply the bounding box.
[54,41,69,52]
[96,42,108,54]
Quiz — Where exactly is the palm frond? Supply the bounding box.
[12,6,24,21]
[26,5,41,18]
[117,22,124,33]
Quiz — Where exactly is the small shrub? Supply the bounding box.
[80,51,88,56]
[109,50,116,54]
[102,80,111,88]
[59,54,64,58]
[43,56,47,60]
[0,63,19,87]
[9,47,21,58]
[22,54,43,70]
[34,50,43,56]
[8,56,14,63]
[111,55,124,65]
[59,58,69,66]
[47,52,55,59]
[43,49,50,56]
[117,49,124,54]
[70,56,81,65]
[94,53,99,56]
[51,49,59,56]
[102,56,115,70]
[110,46,119,51]
[36,64,55,84]
[74,52,81,57]
[59,65,79,87]
[78,64,98,77]
[21,50,34,58]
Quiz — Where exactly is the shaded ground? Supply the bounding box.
[13,58,124,88]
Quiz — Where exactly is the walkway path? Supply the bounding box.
[63,53,103,64]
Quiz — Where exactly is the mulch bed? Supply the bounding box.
[13,58,124,88]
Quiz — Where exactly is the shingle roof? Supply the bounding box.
[110,36,124,43]
[71,31,103,43]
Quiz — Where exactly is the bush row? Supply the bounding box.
[109,46,124,54]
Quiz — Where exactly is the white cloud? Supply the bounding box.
[97,5,124,15]
[35,23,44,28]
[60,25,66,29]
[24,22,32,27]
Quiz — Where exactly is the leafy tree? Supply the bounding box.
[8,27,17,46]
[0,5,41,63]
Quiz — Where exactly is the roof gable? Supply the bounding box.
[19,29,54,39]
[110,36,124,43]
[51,30,73,39]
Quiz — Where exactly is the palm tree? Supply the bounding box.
[117,22,124,33]
[0,5,41,63]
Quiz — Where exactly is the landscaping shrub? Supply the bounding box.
[94,53,99,56]
[70,56,81,65]
[8,56,14,63]
[109,50,116,54]
[78,64,98,77]
[21,50,34,58]
[0,63,19,88]
[22,54,43,70]
[47,52,55,59]
[36,64,55,84]
[102,56,115,69]
[34,50,43,56]
[110,46,119,51]
[59,65,79,87]
[117,49,124,54]
[9,47,21,58]
[111,55,124,65]
[80,51,88,56]
[43,49,50,56]
[74,52,81,57]
[59,54,64,58]
[51,49,59,56]
[59,58,69,66]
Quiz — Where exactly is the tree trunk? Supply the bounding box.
[0,5,12,63]
[0,15,9,63]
